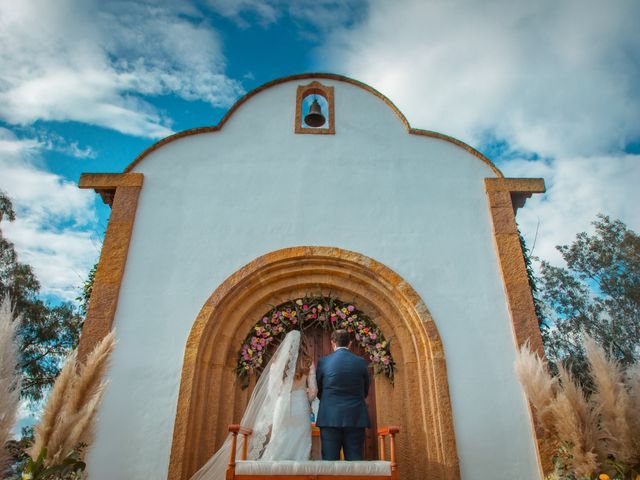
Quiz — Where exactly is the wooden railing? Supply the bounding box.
[227,424,253,479]
[377,426,399,473]
[227,424,400,480]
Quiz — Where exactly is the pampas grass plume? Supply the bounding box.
[554,365,598,476]
[66,330,115,417]
[585,336,635,465]
[30,330,116,465]
[514,342,557,435]
[64,384,107,456]
[0,296,22,472]
[516,334,640,478]
[28,351,77,459]
[625,365,640,461]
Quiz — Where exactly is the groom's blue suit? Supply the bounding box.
[316,347,371,460]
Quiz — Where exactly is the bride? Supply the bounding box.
[190,330,317,480]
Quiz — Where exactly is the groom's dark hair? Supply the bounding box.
[331,329,350,347]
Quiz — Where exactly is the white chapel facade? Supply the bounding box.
[77,74,546,480]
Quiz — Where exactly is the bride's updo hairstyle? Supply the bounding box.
[294,335,312,379]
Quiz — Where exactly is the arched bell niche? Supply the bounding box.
[168,246,461,480]
[295,81,335,134]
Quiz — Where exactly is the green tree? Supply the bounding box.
[538,215,640,385]
[76,263,96,317]
[519,226,545,324]
[0,191,16,223]
[0,191,83,403]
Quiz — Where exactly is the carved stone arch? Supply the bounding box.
[168,246,460,480]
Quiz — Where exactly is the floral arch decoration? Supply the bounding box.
[236,295,396,387]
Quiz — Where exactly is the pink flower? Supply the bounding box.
[370,333,377,340]
[383,357,390,365]
[347,305,355,312]
[303,304,308,310]
[376,343,382,349]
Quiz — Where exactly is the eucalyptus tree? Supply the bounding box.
[0,191,83,403]
[537,215,640,385]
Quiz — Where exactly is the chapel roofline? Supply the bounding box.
[123,73,504,178]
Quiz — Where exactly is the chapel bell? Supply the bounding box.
[304,97,326,127]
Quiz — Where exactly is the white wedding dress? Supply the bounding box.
[190,331,317,480]
[261,363,317,460]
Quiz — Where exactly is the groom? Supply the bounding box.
[316,329,371,461]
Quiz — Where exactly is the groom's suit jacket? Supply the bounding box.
[316,348,371,428]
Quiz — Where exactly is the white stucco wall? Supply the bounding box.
[87,78,541,480]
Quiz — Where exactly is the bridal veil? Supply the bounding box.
[189,330,301,480]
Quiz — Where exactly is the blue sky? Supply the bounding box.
[0,0,639,305]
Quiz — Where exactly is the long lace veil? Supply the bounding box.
[189,330,301,480]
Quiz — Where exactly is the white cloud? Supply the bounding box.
[0,0,244,139]
[322,0,640,158]
[320,0,640,264]
[0,128,100,301]
[206,0,279,27]
[205,0,366,32]
[17,129,97,160]
[502,154,640,265]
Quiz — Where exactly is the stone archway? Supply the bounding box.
[168,246,460,480]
